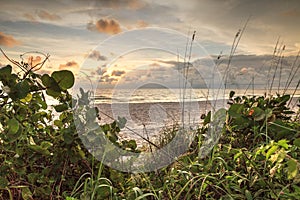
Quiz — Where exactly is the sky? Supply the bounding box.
[0,0,300,90]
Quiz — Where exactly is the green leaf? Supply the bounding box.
[54,103,69,112]
[10,80,30,100]
[293,138,300,147]
[278,94,290,106]
[41,141,52,149]
[287,159,298,179]
[54,119,63,127]
[101,124,110,133]
[203,111,211,126]
[63,130,73,144]
[265,108,273,119]
[228,104,244,118]
[277,139,289,149]
[7,118,19,134]
[251,107,265,121]
[107,131,118,143]
[0,176,9,188]
[21,187,33,200]
[66,197,78,200]
[41,74,53,87]
[0,65,12,76]
[232,116,250,129]
[28,145,51,156]
[127,140,137,150]
[266,145,278,160]
[245,189,253,200]
[20,93,33,103]
[229,90,235,98]
[41,74,61,97]
[51,70,74,90]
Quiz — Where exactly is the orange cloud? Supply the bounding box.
[37,10,61,21]
[136,20,148,28]
[59,61,79,70]
[87,18,122,35]
[0,32,20,47]
[88,50,107,61]
[96,0,146,10]
[128,0,146,10]
[111,70,125,76]
[27,56,42,67]
[281,9,300,17]
[149,62,160,67]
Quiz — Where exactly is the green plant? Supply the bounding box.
[0,52,135,199]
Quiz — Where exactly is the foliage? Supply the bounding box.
[0,60,137,199]
[1,55,299,199]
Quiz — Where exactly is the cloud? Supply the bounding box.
[87,18,122,35]
[136,20,148,28]
[27,56,42,67]
[281,9,300,17]
[96,67,107,75]
[59,61,79,70]
[149,62,160,67]
[36,10,61,21]
[99,74,118,84]
[35,69,52,75]
[88,50,107,61]
[0,32,20,47]
[23,13,37,22]
[111,70,125,76]
[23,10,61,22]
[89,0,146,10]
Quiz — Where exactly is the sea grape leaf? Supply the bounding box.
[232,116,250,130]
[20,93,33,103]
[41,74,61,97]
[107,131,118,143]
[126,140,137,150]
[229,90,235,98]
[293,138,300,147]
[278,94,290,106]
[228,104,244,118]
[51,70,74,90]
[287,159,298,179]
[251,107,265,121]
[0,65,12,80]
[10,80,30,100]
[7,118,19,134]
[54,103,69,112]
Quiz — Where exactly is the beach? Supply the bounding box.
[96,101,213,146]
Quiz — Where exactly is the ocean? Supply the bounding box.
[93,88,299,146]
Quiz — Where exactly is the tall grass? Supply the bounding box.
[68,23,300,200]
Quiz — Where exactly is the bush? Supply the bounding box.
[1,54,299,199]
